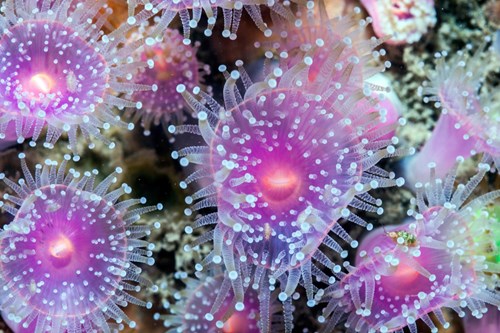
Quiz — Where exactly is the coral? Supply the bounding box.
[126,28,209,136]
[319,162,500,333]
[360,0,437,45]
[0,154,162,332]
[402,41,500,186]
[0,0,152,155]
[155,271,283,333]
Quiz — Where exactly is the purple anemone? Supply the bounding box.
[0,0,153,154]
[403,41,500,186]
[319,162,500,333]
[0,154,162,332]
[126,28,209,136]
[256,3,399,139]
[172,35,406,331]
[360,0,436,45]
[155,271,283,333]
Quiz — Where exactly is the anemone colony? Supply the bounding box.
[0,0,497,333]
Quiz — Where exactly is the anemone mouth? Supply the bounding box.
[0,20,108,124]
[1,184,128,318]
[390,0,416,20]
[258,163,302,205]
[47,233,74,268]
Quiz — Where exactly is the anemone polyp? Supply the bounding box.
[173,35,405,331]
[0,1,153,153]
[130,0,305,44]
[257,3,397,136]
[360,0,436,45]
[155,271,282,333]
[264,4,388,86]
[403,41,500,185]
[0,154,162,332]
[126,28,208,136]
[319,162,500,333]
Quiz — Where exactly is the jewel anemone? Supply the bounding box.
[403,40,500,186]
[319,162,500,333]
[259,3,399,138]
[0,0,153,154]
[126,27,209,136]
[0,154,162,332]
[360,0,436,45]
[172,38,405,331]
[155,271,283,333]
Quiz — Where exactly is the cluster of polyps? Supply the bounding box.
[0,154,162,332]
[128,0,306,44]
[403,40,500,186]
[172,3,407,330]
[0,0,154,154]
[126,27,209,136]
[155,271,283,333]
[319,162,500,333]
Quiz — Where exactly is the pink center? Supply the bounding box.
[260,166,301,203]
[27,73,55,95]
[47,233,74,268]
